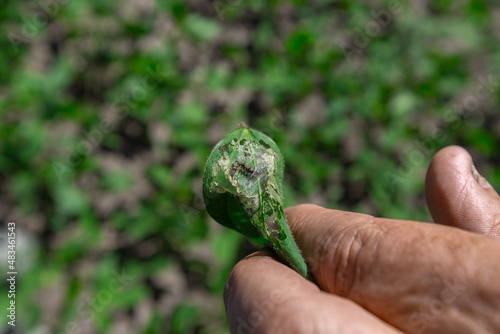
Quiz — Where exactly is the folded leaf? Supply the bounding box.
[203,124,308,277]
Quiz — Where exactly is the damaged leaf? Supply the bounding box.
[203,124,308,277]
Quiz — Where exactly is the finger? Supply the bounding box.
[285,204,500,333]
[224,250,401,334]
[425,145,500,237]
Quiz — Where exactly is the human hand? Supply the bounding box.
[223,146,500,333]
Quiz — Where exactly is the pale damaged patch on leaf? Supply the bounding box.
[210,138,279,216]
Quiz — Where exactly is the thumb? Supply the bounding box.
[425,145,500,238]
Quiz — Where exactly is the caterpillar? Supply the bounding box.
[229,160,255,177]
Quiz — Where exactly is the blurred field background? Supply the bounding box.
[1,0,500,333]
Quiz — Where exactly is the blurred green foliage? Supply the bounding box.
[0,0,499,333]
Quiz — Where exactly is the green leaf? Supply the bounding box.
[203,124,308,277]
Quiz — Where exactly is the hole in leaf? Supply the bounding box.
[259,140,271,149]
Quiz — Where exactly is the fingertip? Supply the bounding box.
[224,249,321,333]
[425,145,500,236]
[224,250,283,304]
[425,146,471,221]
[425,146,470,188]
[224,250,267,305]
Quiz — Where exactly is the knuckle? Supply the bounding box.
[318,216,384,298]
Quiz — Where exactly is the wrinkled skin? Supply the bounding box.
[224,146,500,334]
